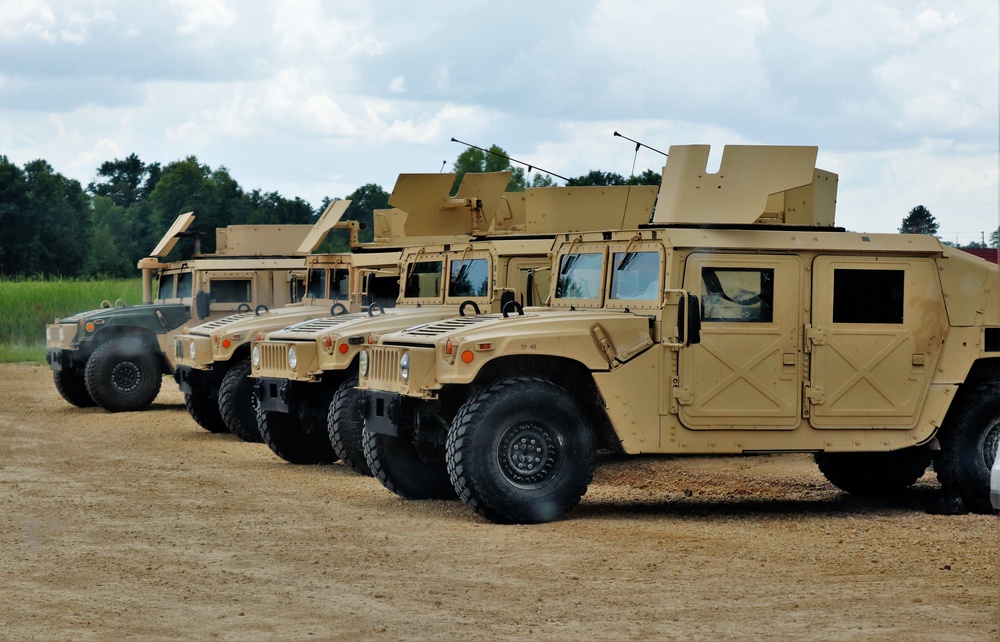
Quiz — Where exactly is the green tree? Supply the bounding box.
[87,196,132,276]
[989,228,1000,249]
[451,145,525,193]
[899,205,939,236]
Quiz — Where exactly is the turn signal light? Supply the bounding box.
[445,339,454,355]
[461,350,474,364]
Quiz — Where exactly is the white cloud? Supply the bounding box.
[388,75,405,93]
[170,0,238,35]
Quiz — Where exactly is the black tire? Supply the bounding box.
[446,377,596,524]
[363,430,455,499]
[935,378,1000,514]
[84,337,162,412]
[53,369,96,408]
[328,376,372,476]
[814,448,931,495]
[219,359,263,442]
[184,388,228,433]
[255,398,338,465]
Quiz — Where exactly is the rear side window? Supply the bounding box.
[448,258,489,298]
[833,269,904,324]
[210,279,252,303]
[404,261,443,298]
[701,267,774,322]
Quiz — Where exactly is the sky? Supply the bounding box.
[0,0,997,243]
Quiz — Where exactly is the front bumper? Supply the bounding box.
[175,365,194,394]
[46,348,75,372]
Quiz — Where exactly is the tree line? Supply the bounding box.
[0,145,661,279]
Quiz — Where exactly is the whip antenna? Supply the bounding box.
[451,137,578,185]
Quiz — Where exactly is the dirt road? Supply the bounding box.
[1,363,997,640]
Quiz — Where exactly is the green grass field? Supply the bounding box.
[0,277,143,363]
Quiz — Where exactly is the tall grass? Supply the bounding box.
[0,277,143,363]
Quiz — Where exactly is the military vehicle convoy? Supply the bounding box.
[250,173,660,472]
[45,215,310,413]
[356,145,1000,523]
[171,200,403,441]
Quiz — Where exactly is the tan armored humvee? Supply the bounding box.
[357,144,1000,523]
[45,216,310,413]
[250,172,660,471]
[171,199,409,440]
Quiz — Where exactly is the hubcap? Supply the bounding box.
[110,360,142,393]
[498,422,559,489]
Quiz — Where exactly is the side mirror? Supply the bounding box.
[677,293,701,346]
[195,291,211,319]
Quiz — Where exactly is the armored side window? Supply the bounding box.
[556,253,603,299]
[701,267,774,322]
[330,269,351,300]
[176,272,193,299]
[404,260,443,298]
[366,274,399,309]
[157,273,175,300]
[210,279,252,303]
[306,269,327,299]
[610,251,660,301]
[448,258,490,298]
[832,269,904,324]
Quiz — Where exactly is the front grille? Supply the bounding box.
[368,346,403,388]
[259,343,290,374]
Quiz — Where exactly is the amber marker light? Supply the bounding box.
[222,339,231,349]
[476,342,494,351]
[85,322,95,332]
[338,343,349,354]
[461,350,474,364]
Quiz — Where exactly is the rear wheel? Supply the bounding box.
[446,377,595,524]
[219,359,262,442]
[84,337,162,412]
[53,369,96,408]
[328,376,371,476]
[256,399,337,465]
[814,447,931,495]
[364,431,455,499]
[936,378,1000,514]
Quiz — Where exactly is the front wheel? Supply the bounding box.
[936,378,1000,514]
[446,377,596,524]
[363,431,455,499]
[84,337,162,412]
[328,376,371,476]
[256,399,338,465]
[814,447,931,495]
[53,369,96,408]
[184,387,228,433]
[218,359,262,442]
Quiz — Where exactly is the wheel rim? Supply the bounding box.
[497,421,561,489]
[110,360,142,393]
[982,417,1000,469]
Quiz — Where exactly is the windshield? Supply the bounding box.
[157,273,175,300]
[609,251,660,300]
[330,268,351,300]
[404,260,443,298]
[306,269,327,299]
[448,258,489,298]
[555,253,603,299]
[176,271,193,299]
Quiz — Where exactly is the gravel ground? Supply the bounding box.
[1,363,997,640]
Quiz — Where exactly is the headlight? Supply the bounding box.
[399,352,410,382]
[189,340,196,360]
[287,346,297,370]
[46,327,51,342]
[358,350,369,377]
[58,326,65,343]
[252,345,261,368]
